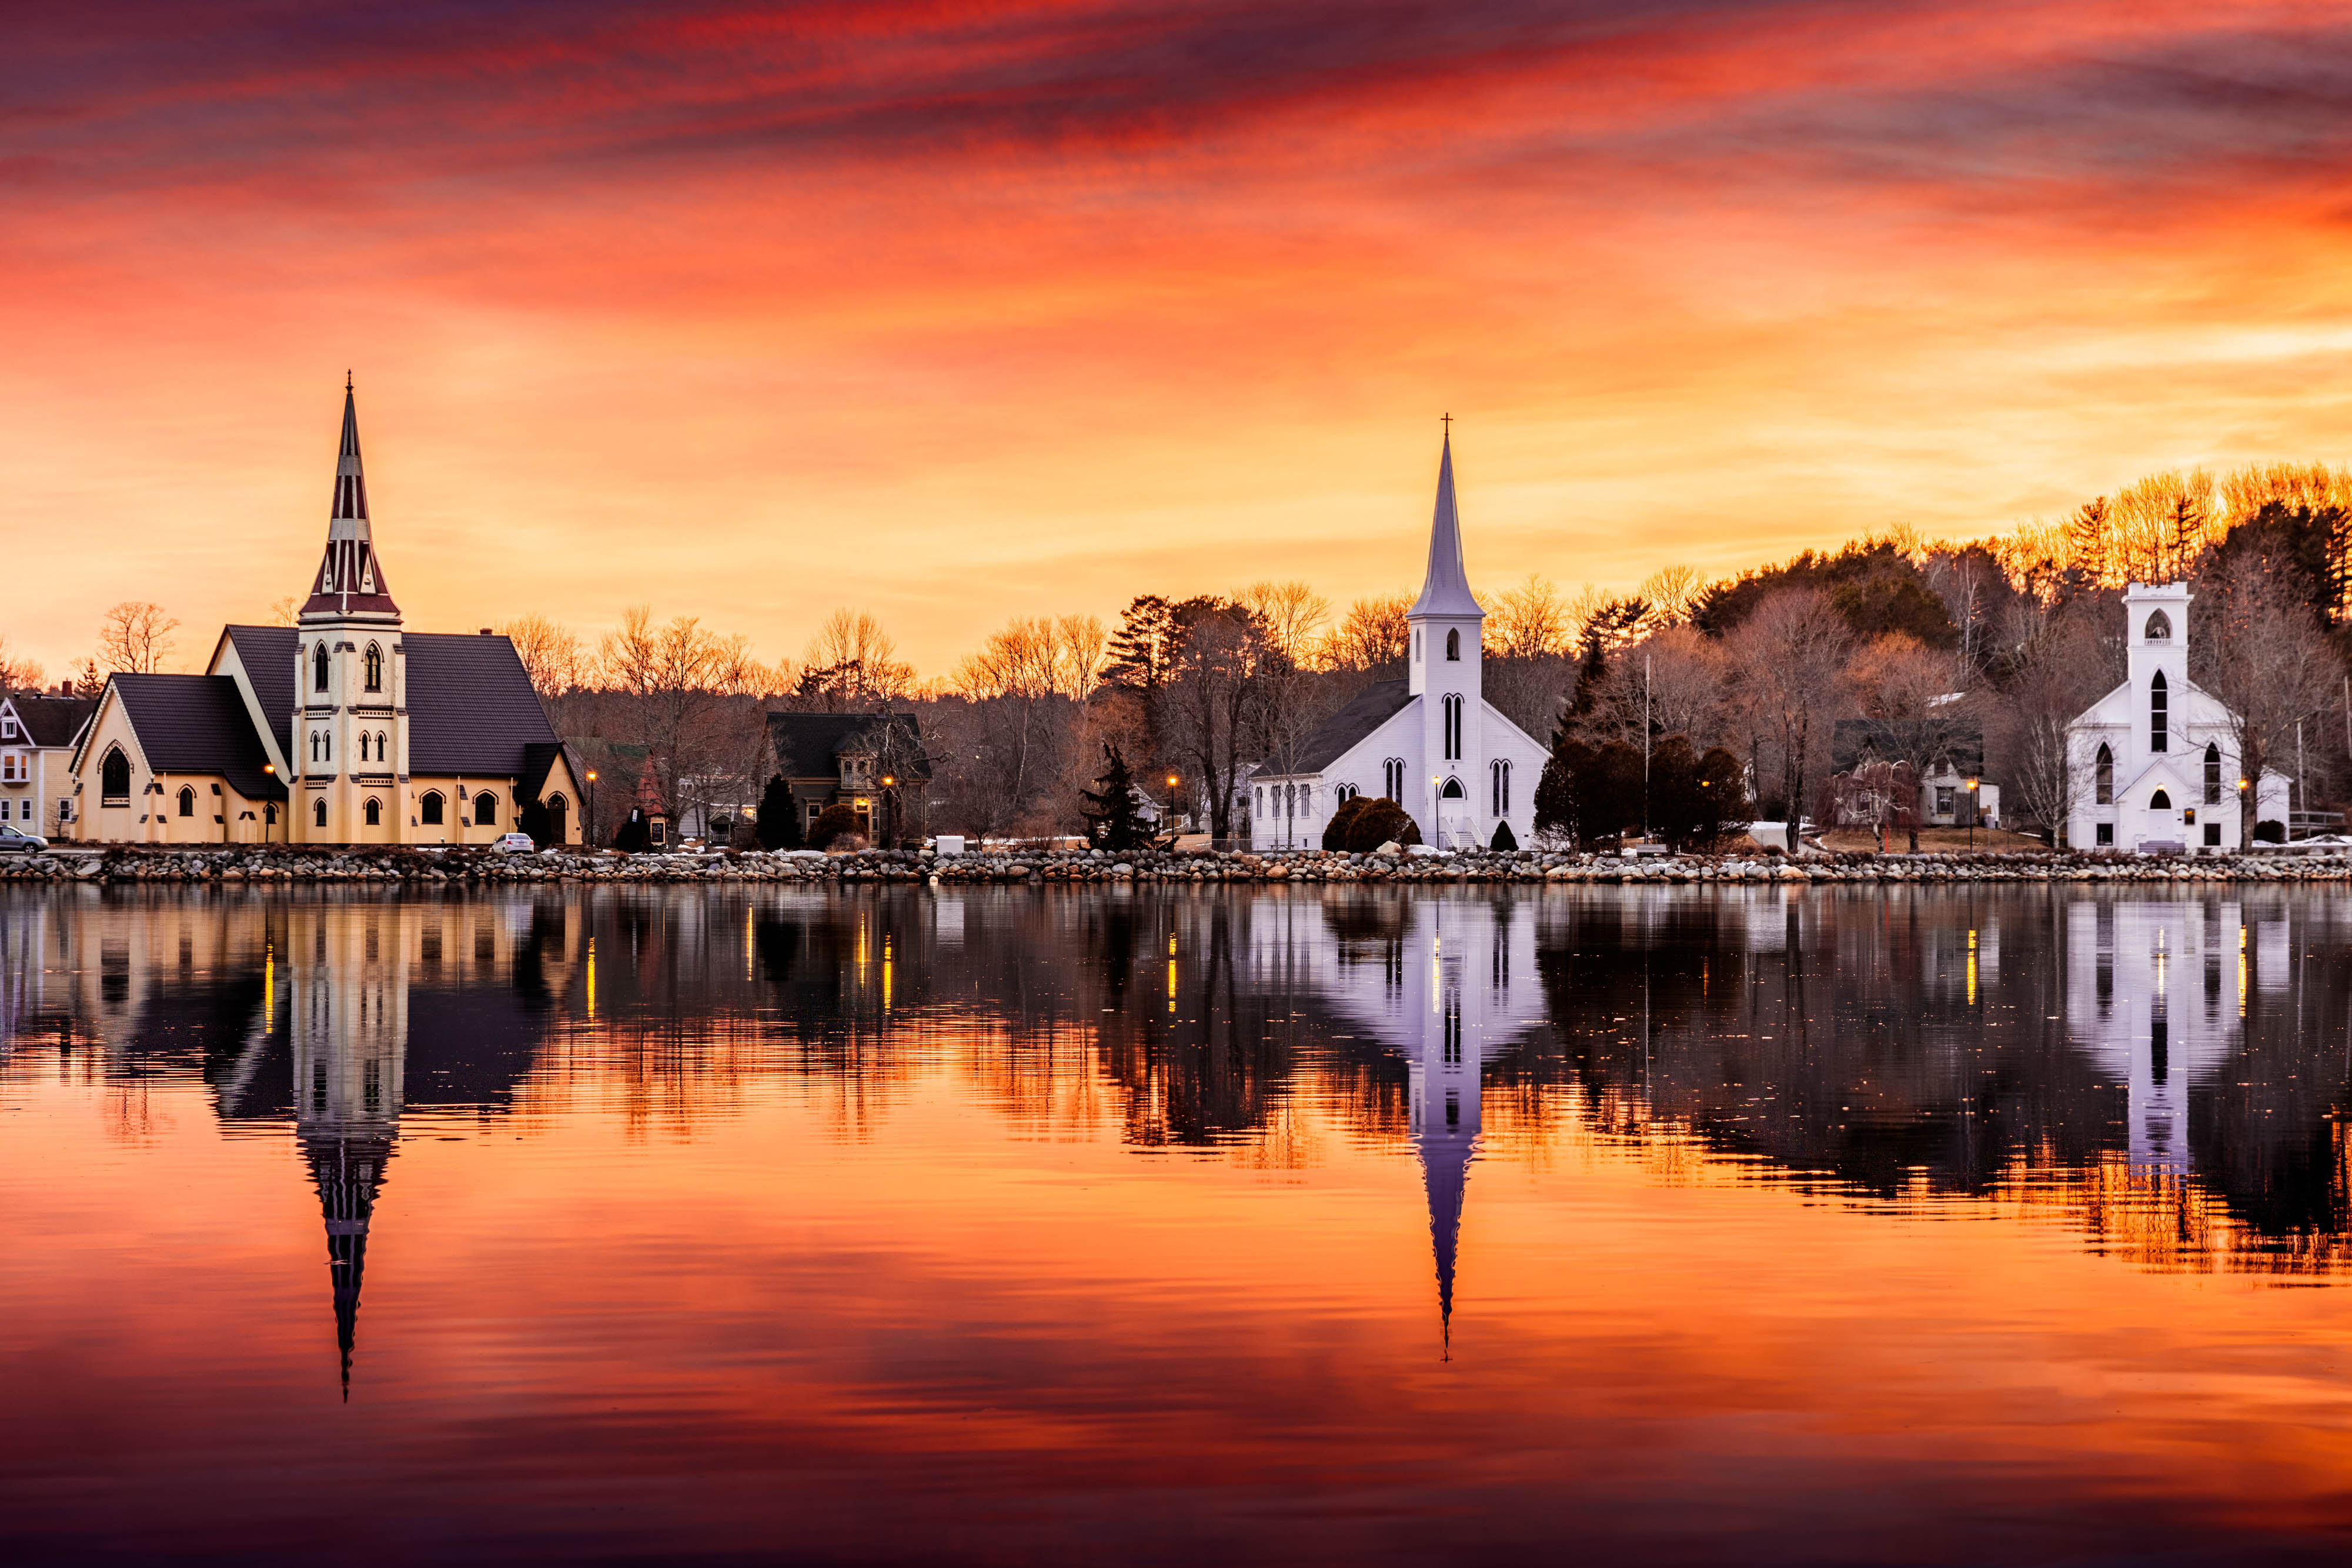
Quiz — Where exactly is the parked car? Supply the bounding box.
[489,833,538,854]
[0,824,49,854]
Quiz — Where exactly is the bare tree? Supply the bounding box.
[266,596,299,627]
[0,636,44,693]
[1327,594,1411,672]
[794,608,915,708]
[1486,574,1571,660]
[954,616,1100,828]
[2194,552,2345,839]
[96,601,179,674]
[499,613,588,697]
[599,606,761,820]
[1574,624,1725,754]
[1636,564,1705,626]
[1720,588,1852,845]
[1850,632,1972,851]
[1240,581,1330,667]
[1158,606,1270,842]
[1982,595,2116,843]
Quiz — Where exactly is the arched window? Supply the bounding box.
[312,642,329,693]
[313,798,328,829]
[363,644,383,691]
[1442,693,1464,760]
[475,791,499,827]
[545,794,567,842]
[2144,610,2171,641]
[1384,758,1405,801]
[363,798,381,827]
[2204,743,2222,805]
[176,785,195,818]
[1440,777,1466,801]
[2094,743,2113,804]
[2150,670,2169,753]
[100,747,131,803]
[1492,759,1511,816]
[358,733,370,763]
[1445,628,1461,661]
[376,731,388,764]
[420,791,445,825]
[2150,788,2173,811]
[265,803,276,827]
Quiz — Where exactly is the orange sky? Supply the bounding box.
[7,0,2352,680]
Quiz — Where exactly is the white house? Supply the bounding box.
[0,688,95,839]
[1247,433,1551,851]
[2064,582,2290,853]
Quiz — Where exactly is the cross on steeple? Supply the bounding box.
[1441,412,1451,433]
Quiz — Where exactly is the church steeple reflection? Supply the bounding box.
[286,905,408,1399]
[1280,895,1541,1348]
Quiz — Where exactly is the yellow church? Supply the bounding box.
[68,384,584,847]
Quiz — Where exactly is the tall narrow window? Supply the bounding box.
[177,786,195,818]
[1383,758,1405,801]
[364,644,383,691]
[475,791,499,827]
[420,791,445,825]
[313,798,328,829]
[1492,758,1511,816]
[1442,694,1464,761]
[1445,628,1460,661]
[364,798,382,827]
[312,642,329,693]
[2204,743,2221,805]
[2094,743,2113,804]
[2150,671,2169,752]
[100,748,130,804]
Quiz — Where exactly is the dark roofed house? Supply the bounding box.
[1827,717,1999,835]
[765,712,930,845]
[1,687,97,838]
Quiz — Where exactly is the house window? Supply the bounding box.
[0,715,14,740]
[2150,671,2168,752]
[420,791,444,825]
[475,791,499,826]
[1445,628,1460,661]
[101,748,131,804]
[364,644,383,691]
[1,753,21,781]
[177,786,194,818]
[2096,823,2114,846]
[1935,785,1955,815]
[2204,743,2221,804]
[2204,823,2223,847]
[364,798,382,827]
[314,798,328,828]
[313,643,330,693]
[2094,743,2113,804]
[2144,609,2171,640]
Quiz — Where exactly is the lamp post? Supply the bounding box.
[586,769,598,848]
[1966,777,1979,853]
[880,774,896,848]
[1167,774,1180,840]
[2239,776,2250,848]
[260,764,274,844]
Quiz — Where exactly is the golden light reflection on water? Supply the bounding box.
[6,883,2352,1562]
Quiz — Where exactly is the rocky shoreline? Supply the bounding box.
[9,843,2352,887]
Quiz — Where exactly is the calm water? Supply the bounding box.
[5,883,2352,1566]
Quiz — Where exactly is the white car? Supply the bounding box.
[489,833,538,854]
[0,824,47,854]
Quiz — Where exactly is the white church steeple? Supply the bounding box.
[1405,425,1488,846]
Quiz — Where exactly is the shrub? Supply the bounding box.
[1323,795,1422,852]
[2255,819,2286,843]
[808,803,863,851]
[756,774,803,851]
[612,811,649,852]
[1489,819,1518,851]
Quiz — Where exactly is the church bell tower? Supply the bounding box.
[1405,428,1486,848]
[293,380,410,843]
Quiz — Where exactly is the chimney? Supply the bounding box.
[480,628,493,636]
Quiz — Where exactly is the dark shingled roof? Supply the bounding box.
[223,625,299,758]
[220,624,557,778]
[1255,680,1413,777]
[766,712,930,781]
[403,632,560,775]
[108,674,286,800]
[5,693,96,748]
[1830,717,1984,777]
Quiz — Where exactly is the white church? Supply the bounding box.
[1248,433,1551,851]
[2064,582,2290,853]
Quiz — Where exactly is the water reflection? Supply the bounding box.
[6,883,2352,1364]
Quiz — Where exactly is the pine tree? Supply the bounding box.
[1081,744,1148,850]
[756,774,802,850]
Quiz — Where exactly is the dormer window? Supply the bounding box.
[2144,609,2172,641]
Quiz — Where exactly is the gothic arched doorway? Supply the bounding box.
[546,794,568,844]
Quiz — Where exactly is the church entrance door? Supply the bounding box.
[1438,777,1470,849]
[547,795,568,844]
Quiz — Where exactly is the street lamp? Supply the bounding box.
[585,769,598,848]
[1966,776,1979,853]
[880,774,896,847]
[1165,774,1181,840]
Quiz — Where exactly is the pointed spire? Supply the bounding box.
[300,379,399,623]
[1407,424,1482,620]
[1423,1121,1468,1354]
[305,1133,391,1403]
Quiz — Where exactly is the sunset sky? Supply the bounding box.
[8,1,2351,680]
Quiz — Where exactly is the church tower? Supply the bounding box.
[1406,430,1486,848]
[293,381,410,843]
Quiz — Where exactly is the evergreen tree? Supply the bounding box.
[1081,744,1148,850]
[756,774,802,850]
